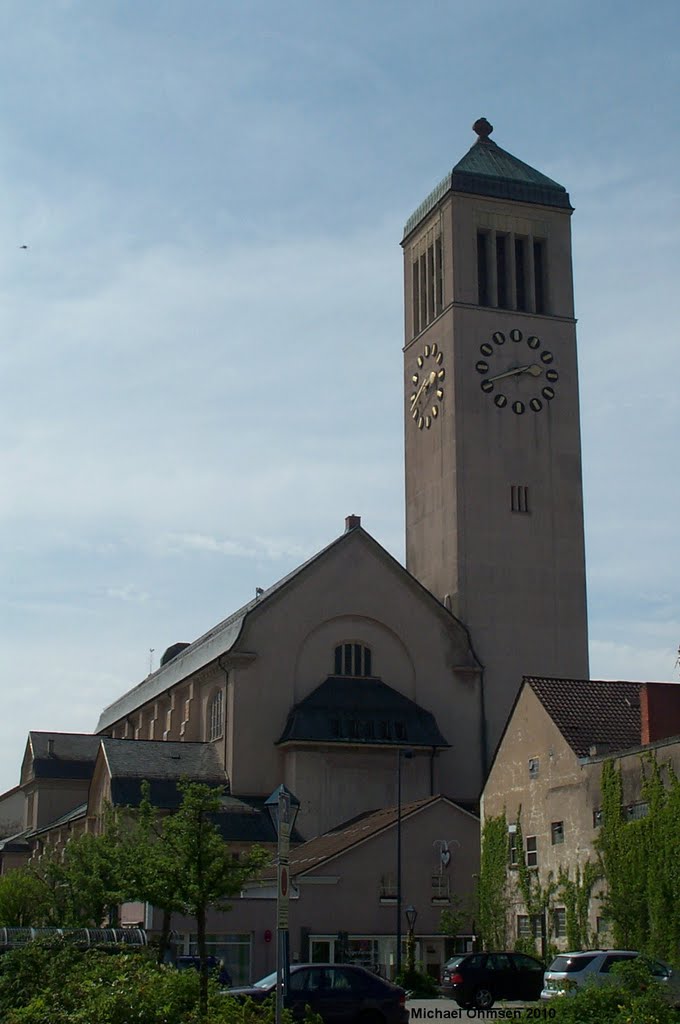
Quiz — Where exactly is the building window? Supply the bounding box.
[553,908,567,938]
[380,875,397,900]
[411,229,443,336]
[593,808,603,828]
[477,232,489,306]
[596,916,611,937]
[551,821,565,845]
[208,690,224,742]
[528,757,539,779]
[187,933,251,987]
[517,914,542,938]
[508,830,518,866]
[511,485,530,514]
[625,801,649,822]
[432,874,451,901]
[334,643,372,677]
[515,237,527,311]
[496,234,508,308]
[526,836,538,868]
[533,239,546,313]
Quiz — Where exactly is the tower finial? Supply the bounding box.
[472,117,493,141]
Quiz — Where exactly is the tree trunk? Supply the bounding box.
[158,906,173,964]
[197,903,208,1018]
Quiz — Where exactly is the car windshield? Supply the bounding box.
[253,971,278,989]
[445,957,464,969]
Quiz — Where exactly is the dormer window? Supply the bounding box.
[334,643,372,677]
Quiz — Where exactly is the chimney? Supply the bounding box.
[345,514,361,532]
[640,682,680,745]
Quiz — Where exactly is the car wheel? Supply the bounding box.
[473,987,494,1010]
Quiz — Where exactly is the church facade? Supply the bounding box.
[2,120,600,980]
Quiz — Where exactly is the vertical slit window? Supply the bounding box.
[334,646,343,674]
[435,237,443,314]
[496,234,508,308]
[343,644,352,675]
[477,232,489,306]
[419,253,427,328]
[364,648,372,677]
[427,244,435,322]
[533,240,546,313]
[515,238,527,311]
[412,261,420,336]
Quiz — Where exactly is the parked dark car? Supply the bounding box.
[440,951,544,1009]
[175,955,232,987]
[226,963,408,1024]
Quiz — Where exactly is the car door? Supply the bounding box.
[311,967,364,1024]
[484,953,515,1000]
[511,953,545,1000]
[287,967,321,1019]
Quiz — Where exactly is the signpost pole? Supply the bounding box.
[275,788,291,1024]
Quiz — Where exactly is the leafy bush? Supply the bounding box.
[394,966,439,998]
[0,939,323,1024]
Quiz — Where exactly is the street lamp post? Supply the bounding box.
[265,784,300,1024]
[396,748,414,977]
[405,905,418,974]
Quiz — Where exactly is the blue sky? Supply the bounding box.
[1,1,679,793]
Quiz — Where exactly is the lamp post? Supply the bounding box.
[396,748,414,977]
[405,905,418,973]
[266,784,300,1024]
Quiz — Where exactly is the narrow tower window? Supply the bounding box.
[496,234,508,308]
[533,239,546,313]
[411,229,443,336]
[515,237,527,311]
[477,232,489,306]
[511,485,530,514]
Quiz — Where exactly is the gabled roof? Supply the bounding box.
[96,523,480,732]
[527,677,642,758]
[278,676,449,748]
[33,803,88,836]
[27,732,101,780]
[256,795,478,880]
[403,121,571,239]
[0,828,32,853]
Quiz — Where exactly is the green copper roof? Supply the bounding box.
[403,118,571,239]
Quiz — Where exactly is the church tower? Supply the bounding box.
[402,119,589,762]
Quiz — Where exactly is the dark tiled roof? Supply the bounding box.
[101,738,225,781]
[33,804,88,836]
[29,732,101,780]
[277,676,449,748]
[0,828,32,853]
[403,136,571,238]
[258,796,477,880]
[528,677,642,758]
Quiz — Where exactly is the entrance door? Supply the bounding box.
[311,939,334,963]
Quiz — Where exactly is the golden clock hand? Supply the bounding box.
[487,364,542,384]
[410,370,436,408]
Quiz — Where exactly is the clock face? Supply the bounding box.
[409,343,445,429]
[474,328,558,414]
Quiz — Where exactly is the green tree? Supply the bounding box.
[149,780,269,1018]
[0,870,52,927]
[514,814,556,960]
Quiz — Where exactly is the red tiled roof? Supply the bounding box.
[528,677,642,758]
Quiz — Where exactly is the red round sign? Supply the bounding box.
[280,866,288,897]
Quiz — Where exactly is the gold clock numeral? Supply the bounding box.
[410,393,417,403]
[431,405,438,418]
[436,388,443,399]
[412,408,419,420]
[425,415,431,428]
[431,343,438,355]
[436,352,443,364]
[417,356,424,367]
[412,374,419,384]
[424,344,430,356]
[437,368,445,380]
[418,416,424,429]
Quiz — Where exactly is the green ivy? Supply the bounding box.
[477,813,509,950]
[596,754,680,964]
[557,861,601,951]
